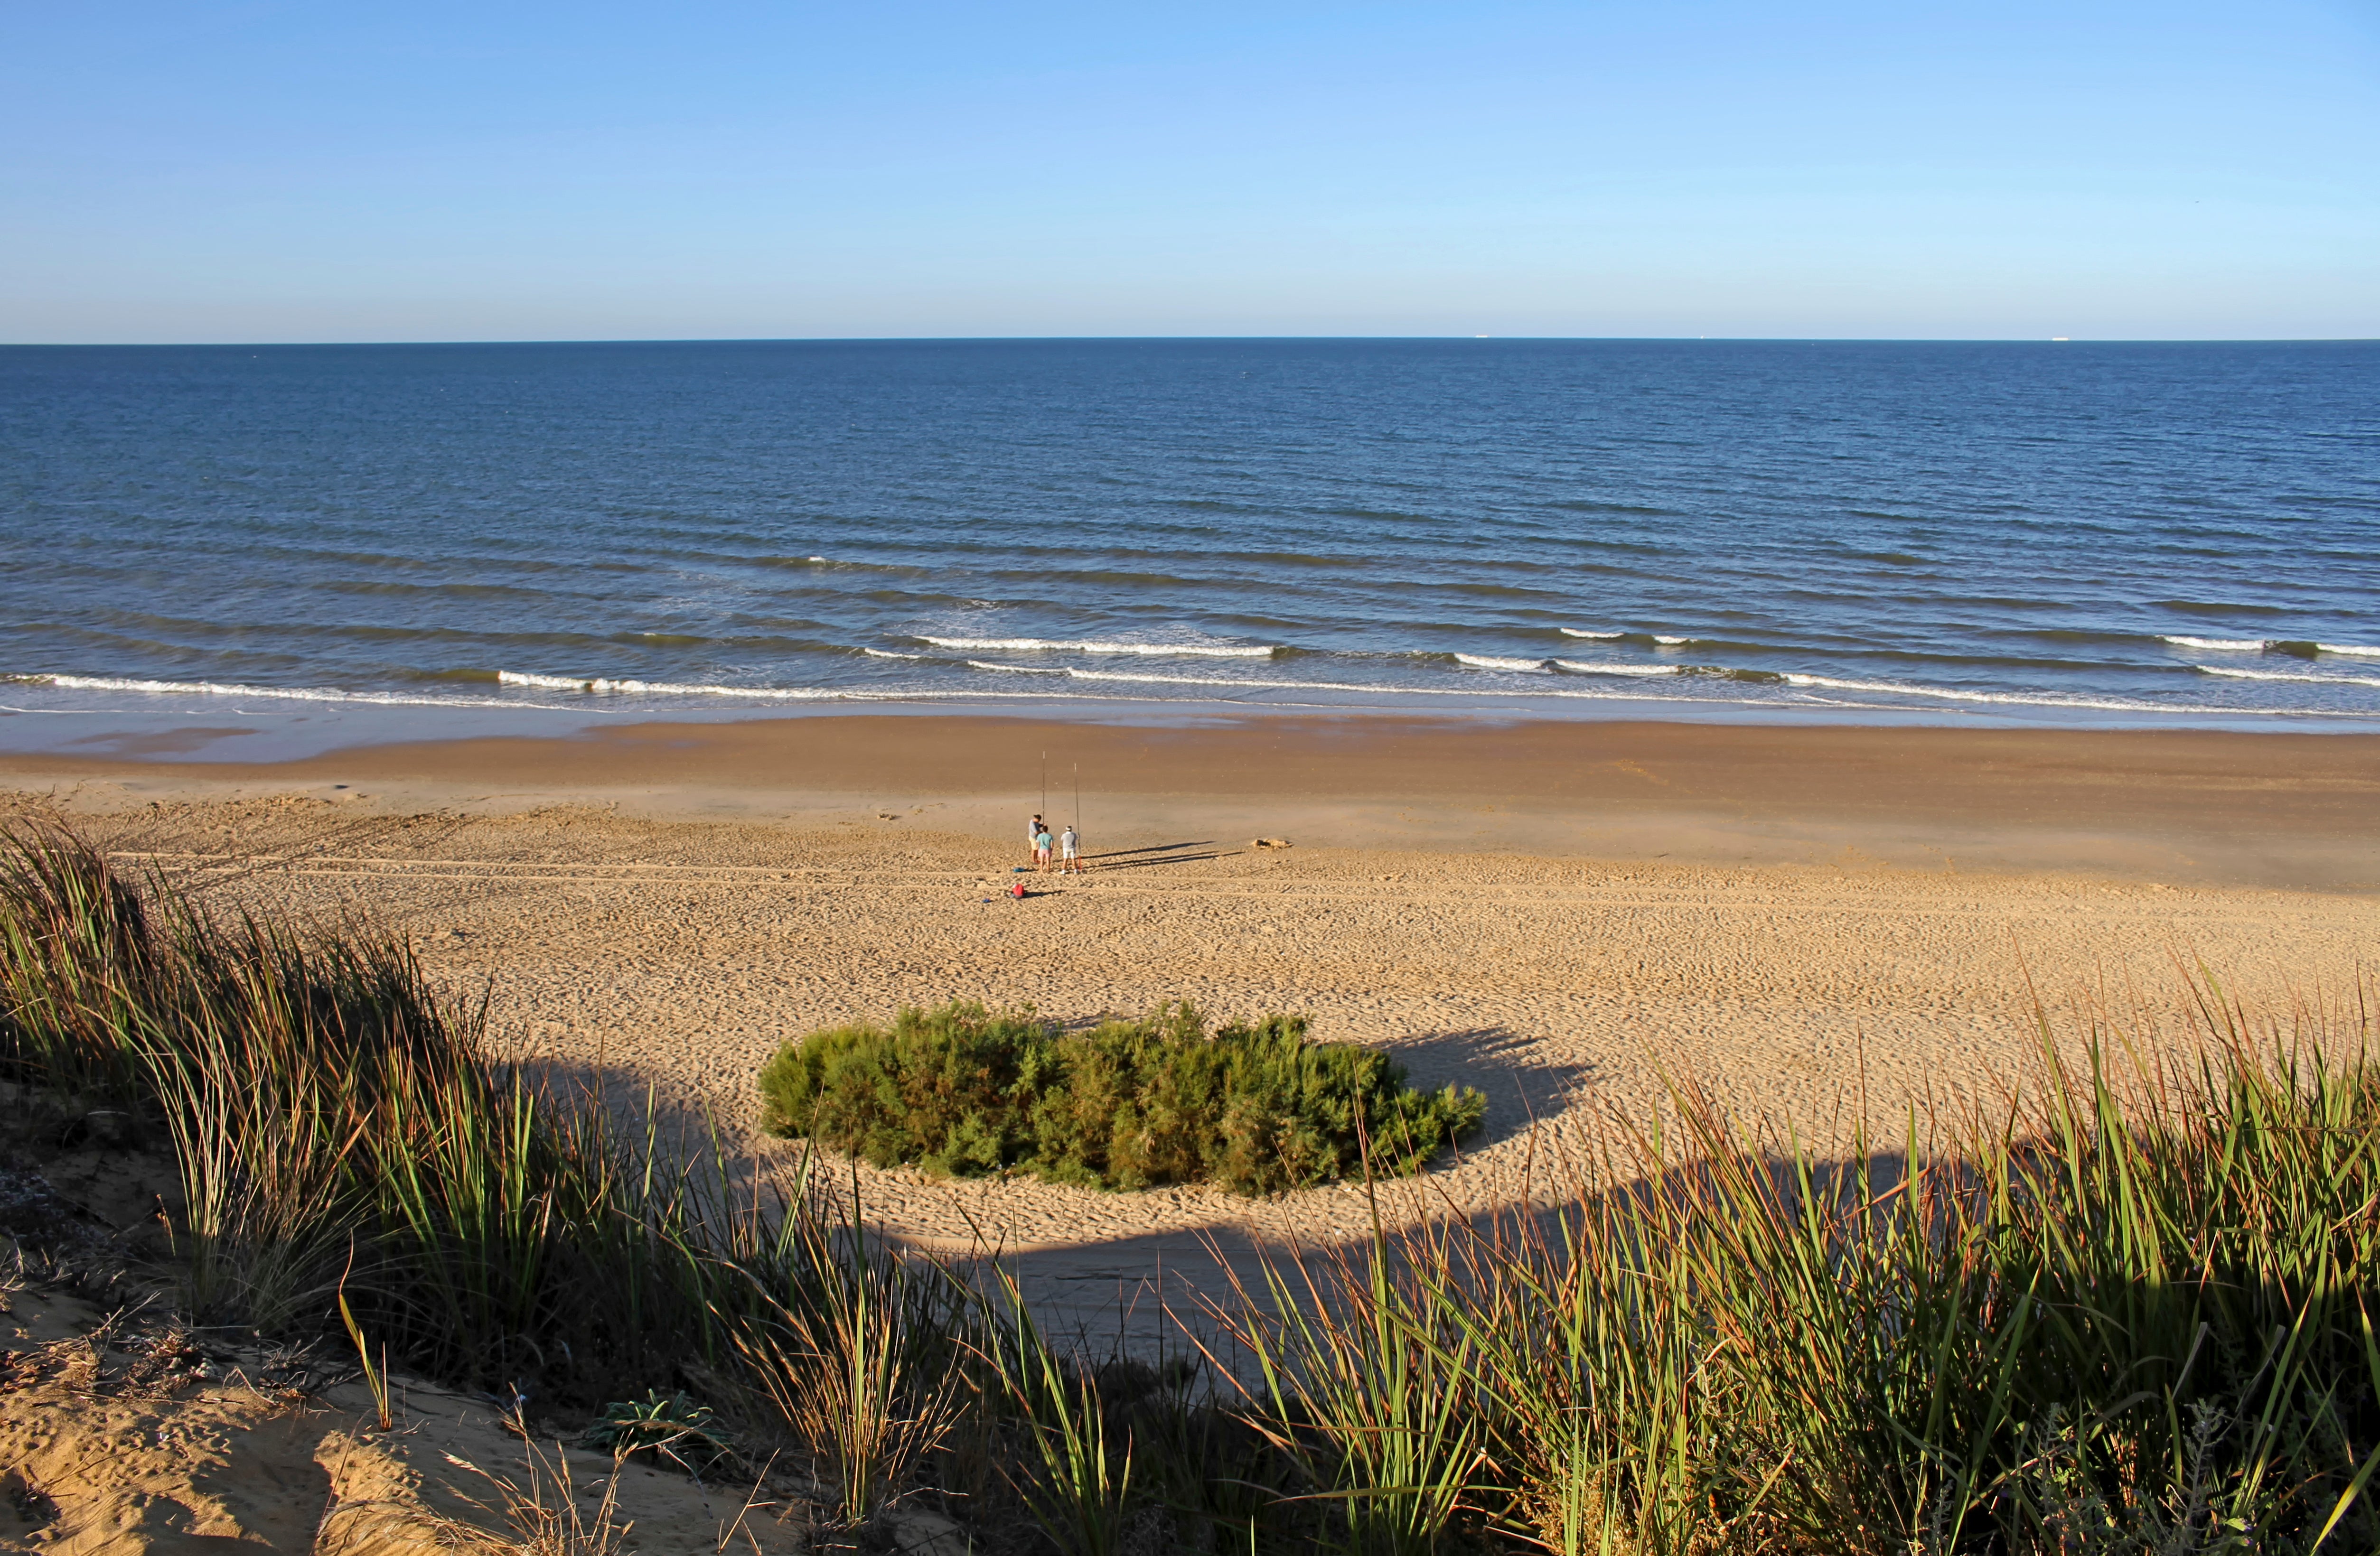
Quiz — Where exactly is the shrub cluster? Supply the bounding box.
[757,1000,1487,1194]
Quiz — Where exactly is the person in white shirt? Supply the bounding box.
[1059,824,1081,874]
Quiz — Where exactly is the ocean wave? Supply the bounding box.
[2157,635,2380,659]
[1453,653,1551,671]
[861,647,927,659]
[497,671,841,699]
[1036,666,1770,705]
[478,669,1207,705]
[14,673,575,710]
[1554,660,1784,685]
[1554,660,1677,677]
[1679,664,1787,684]
[1552,627,1701,648]
[966,661,1067,674]
[2196,666,2380,688]
[1778,672,2331,716]
[918,636,1278,658]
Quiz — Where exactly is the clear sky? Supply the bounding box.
[3,1,2375,342]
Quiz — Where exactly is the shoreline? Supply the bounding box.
[7,712,2376,889]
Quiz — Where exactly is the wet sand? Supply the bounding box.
[9,713,2378,886]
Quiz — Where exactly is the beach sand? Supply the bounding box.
[6,713,2374,1344]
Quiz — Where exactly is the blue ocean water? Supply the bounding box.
[4,339,2377,746]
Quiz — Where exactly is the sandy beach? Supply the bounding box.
[6,713,2374,1341]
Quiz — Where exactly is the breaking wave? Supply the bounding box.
[1453,653,1551,671]
[2158,635,2380,659]
[1775,672,2319,716]
[1554,660,1676,676]
[497,671,842,698]
[2197,665,2380,689]
[918,636,1277,658]
[956,662,1770,705]
[11,673,572,710]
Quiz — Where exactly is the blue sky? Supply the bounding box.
[2,2,2374,341]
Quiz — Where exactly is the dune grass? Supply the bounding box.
[4,820,2375,1552]
[0,821,962,1506]
[1194,984,2380,1555]
[757,999,1488,1194]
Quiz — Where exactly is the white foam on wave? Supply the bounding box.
[1042,665,1764,705]
[919,636,1277,658]
[502,669,1186,705]
[961,657,2366,717]
[1454,653,1550,671]
[2197,665,2380,688]
[1555,661,1676,677]
[1558,628,1625,640]
[861,647,925,659]
[1653,634,1693,645]
[498,670,844,699]
[1780,671,2336,717]
[2157,635,2380,659]
[22,673,573,710]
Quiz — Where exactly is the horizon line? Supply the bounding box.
[6,333,2376,349]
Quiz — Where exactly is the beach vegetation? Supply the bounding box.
[0,824,960,1444]
[756,999,1489,1193]
[4,821,2376,1552]
[579,1388,737,1473]
[1200,995,2380,1555]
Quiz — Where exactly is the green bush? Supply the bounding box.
[757,1000,1487,1195]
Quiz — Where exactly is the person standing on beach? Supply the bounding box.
[1028,813,1044,868]
[1034,823,1054,873]
[1059,822,1081,875]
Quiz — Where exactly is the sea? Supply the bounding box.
[3,339,2376,757]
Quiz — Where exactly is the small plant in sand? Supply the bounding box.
[755,999,1487,1194]
[579,1389,737,1477]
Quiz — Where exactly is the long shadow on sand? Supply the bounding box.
[903,1146,1930,1380]
[1381,1024,1599,1153]
[1083,841,1243,872]
[513,1033,1610,1374]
